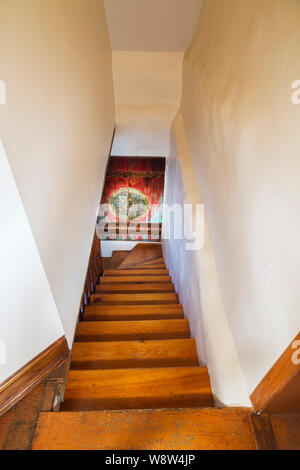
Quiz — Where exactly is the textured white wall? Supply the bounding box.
[111,52,183,156]
[0,0,115,346]
[0,141,64,382]
[163,115,251,406]
[165,0,300,399]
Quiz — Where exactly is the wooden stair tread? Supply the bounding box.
[32,408,256,450]
[100,275,172,284]
[71,339,198,369]
[129,265,166,269]
[91,293,178,305]
[96,283,175,293]
[109,251,130,269]
[84,304,184,321]
[60,367,213,411]
[118,243,162,268]
[128,263,166,267]
[104,269,168,276]
[138,257,165,266]
[75,319,190,342]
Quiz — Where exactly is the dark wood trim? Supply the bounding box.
[251,332,300,413]
[250,413,278,450]
[103,127,116,178]
[110,155,167,159]
[0,336,69,416]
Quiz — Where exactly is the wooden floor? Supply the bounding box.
[33,408,257,450]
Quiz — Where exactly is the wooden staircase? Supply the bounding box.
[32,244,257,450]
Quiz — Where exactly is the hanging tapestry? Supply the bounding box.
[98,157,165,241]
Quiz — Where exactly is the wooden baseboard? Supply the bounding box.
[251,332,300,413]
[0,336,69,416]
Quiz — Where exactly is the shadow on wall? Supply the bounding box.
[162,114,251,407]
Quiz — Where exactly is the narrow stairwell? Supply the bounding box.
[32,244,257,450]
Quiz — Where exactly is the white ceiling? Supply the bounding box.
[104,0,203,52]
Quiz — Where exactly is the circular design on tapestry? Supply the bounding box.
[109,187,150,221]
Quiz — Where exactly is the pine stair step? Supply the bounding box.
[71,339,198,370]
[32,408,256,450]
[60,367,213,411]
[75,319,190,342]
[118,243,162,268]
[104,269,168,276]
[137,257,165,266]
[109,251,130,269]
[96,284,175,294]
[128,265,166,270]
[90,293,178,306]
[100,275,172,284]
[84,304,184,321]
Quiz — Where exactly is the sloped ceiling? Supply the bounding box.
[104,0,203,52]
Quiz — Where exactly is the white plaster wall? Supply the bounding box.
[0,0,115,346]
[167,0,300,397]
[163,114,251,406]
[0,141,64,382]
[111,52,183,156]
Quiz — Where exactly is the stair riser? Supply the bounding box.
[104,270,168,276]
[71,338,198,369]
[100,276,172,284]
[61,367,213,412]
[84,305,184,321]
[75,332,190,342]
[96,285,175,294]
[61,395,213,411]
[91,294,179,305]
[71,357,198,370]
[125,263,167,271]
[84,314,184,321]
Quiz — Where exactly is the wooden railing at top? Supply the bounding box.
[99,222,162,242]
[79,230,103,321]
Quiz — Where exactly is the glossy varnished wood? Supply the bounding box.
[60,367,213,411]
[118,243,162,268]
[91,292,178,305]
[251,332,300,413]
[71,339,198,370]
[96,283,175,294]
[75,319,190,342]
[109,251,130,269]
[0,337,69,416]
[84,304,184,321]
[33,408,256,450]
[138,257,165,266]
[104,269,168,276]
[250,413,278,450]
[100,275,172,284]
[270,414,300,450]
